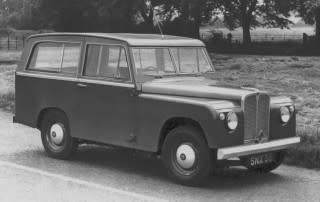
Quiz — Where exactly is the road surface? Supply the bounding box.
[0,110,319,202]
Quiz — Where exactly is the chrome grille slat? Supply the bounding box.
[257,94,270,141]
[244,94,256,141]
[243,93,270,143]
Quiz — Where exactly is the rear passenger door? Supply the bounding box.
[73,38,135,147]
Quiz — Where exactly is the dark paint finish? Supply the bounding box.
[72,82,136,147]
[15,75,78,128]
[269,105,296,140]
[133,95,244,150]
[15,33,297,155]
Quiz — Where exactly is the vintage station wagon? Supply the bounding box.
[14,33,300,185]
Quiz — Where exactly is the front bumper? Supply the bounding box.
[217,137,301,160]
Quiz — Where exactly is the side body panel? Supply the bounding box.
[71,80,136,147]
[15,75,79,127]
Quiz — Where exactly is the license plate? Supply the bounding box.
[248,153,274,167]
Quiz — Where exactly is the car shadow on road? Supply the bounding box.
[5,144,290,190]
[71,145,290,189]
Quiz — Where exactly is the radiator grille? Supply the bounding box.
[243,93,270,143]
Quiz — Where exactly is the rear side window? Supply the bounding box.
[83,45,130,82]
[28,42,81,74]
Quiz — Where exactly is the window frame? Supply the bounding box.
[26,40,82,75]
[81,43,133,83]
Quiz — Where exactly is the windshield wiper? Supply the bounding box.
[143,73,164,79]
[203,70,215,74]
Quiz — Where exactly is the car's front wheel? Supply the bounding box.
[40,111,78,159]
[162,126,213,186]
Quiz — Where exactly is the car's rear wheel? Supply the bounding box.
[161,126,213,186]
[40,111,77,159]
[245,151,286,173]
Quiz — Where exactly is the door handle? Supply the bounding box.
[77,83,88,88]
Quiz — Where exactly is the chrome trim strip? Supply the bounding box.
[139,94,210,106]
[16,72,78,82]
[78,78,134,88]
[139,94,239,110]
[217,137,300,160]
[16,72,135,88]
[143,82,256,101]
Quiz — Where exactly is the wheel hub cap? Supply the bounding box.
[50,123,65,145]
[176,144,196,169]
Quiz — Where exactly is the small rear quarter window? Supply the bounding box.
[28,42,81,74]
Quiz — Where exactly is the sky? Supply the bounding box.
[289,16,302,24]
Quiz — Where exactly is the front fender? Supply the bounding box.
[270,96,296,140]
[134,94,242,152]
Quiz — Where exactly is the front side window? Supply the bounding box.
[83,45,130,82]
[28,42,80,74]
[171,48,211,73]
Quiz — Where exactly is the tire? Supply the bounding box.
[161,126,213,186]
[40,110,78,160]
[245,151,286,173]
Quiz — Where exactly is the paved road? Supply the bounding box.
[0,110,320,202]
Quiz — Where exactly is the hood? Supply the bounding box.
[141,77,262,102]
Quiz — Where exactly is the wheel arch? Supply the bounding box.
[157,117,208,154]
[37,107,68,129]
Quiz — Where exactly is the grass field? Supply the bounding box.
[201,26,315,42]
[210,54,320,129]
[0,50,319,168]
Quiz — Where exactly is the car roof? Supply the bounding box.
[28,33,205,47]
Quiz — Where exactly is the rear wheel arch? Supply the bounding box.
[37,108,68,129]
[158,117,208,154]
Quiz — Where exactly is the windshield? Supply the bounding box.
[132,47,213,81]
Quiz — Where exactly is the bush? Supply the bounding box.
[285,127,320,169]
[0,90,15,112]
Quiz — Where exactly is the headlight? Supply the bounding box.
[226,112,238,130]
[280,106,291,123]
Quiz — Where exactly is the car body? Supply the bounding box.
[14,33,300,185]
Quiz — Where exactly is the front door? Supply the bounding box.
[72,39,136,147]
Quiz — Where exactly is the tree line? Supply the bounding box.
[0,0,320,44]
